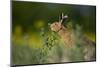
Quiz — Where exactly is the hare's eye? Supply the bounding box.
[55,23,57,25]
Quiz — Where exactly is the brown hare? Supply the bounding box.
[50,22,75,47]
[49,13,96,61]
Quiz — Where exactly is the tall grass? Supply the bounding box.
[12,24,95,65]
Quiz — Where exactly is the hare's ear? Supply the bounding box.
[60,13,68,24]
[63,15,68,19]
[62,13,64,19]
[59,13,63,22]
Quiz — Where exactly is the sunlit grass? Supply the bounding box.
[85,32,96,42]
[12,23,96,65]
[33,20,45,29]
[27,32,43,48]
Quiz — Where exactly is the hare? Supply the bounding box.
[50,22,75,47]
[50,21,96,61]
[49,13,96,61]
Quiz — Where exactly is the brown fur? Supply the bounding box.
[50,22,96,60]
[50,22,75,47]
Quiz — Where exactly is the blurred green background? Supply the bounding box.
[12,1,96,65]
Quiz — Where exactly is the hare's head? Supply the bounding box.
[50,22,62,32]
[50,13,68,32]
